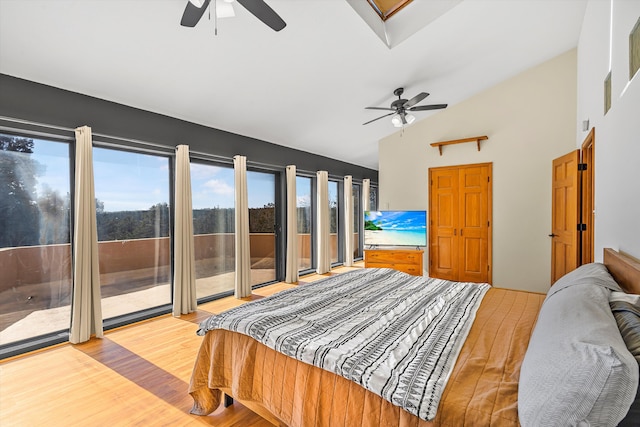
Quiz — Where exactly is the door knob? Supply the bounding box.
[548,233,557,237]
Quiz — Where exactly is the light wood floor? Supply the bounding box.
[0,264,363,427]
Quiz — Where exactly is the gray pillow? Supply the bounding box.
[610,299,640,426]
[518,263,639,427]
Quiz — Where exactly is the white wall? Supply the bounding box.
[577,0,640,261]
[378,49,577,293]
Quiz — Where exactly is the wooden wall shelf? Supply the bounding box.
[430,135,488,156]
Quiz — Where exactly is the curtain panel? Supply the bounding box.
[285,165,299,283]
[343,175,354,267]
[234,155,252,298]
[363,179,370,212]
[173,145,197,316]
[70,126,103,344]
[316,171,330,274]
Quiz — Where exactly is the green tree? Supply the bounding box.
[37,185,70,244]
[0,135,42,247]
[249,203,275,233]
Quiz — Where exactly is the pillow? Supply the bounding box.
[546,262,623,300]
[518,263,639,427]
[610,291,640,305]
[610,298,640,426]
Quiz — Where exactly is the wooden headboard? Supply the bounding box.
[604,248,640,294]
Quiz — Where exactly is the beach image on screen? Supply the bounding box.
[364,211,427,246]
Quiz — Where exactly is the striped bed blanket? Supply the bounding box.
[196,268,489,420]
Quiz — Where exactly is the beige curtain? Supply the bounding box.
[343,175,354,267]
[316,171,330,274]
[363,179,371,211]
[285,165,299,283]
[173,145,197,316]
[234,155,252,298]
[70,126,103,344]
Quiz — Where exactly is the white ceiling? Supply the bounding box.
[0,0,587,170]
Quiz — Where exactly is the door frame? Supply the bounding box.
[428,162,493,284]
[580,128,595,264]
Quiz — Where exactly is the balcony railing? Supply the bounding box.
[0,232,359,346]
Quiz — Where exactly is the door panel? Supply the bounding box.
[436,236,454,270]
[458,166,490,282]
[430,168,459,281]
[551,150,579,284]
[463,237,482,274]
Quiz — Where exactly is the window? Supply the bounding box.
[296,176,313,272]
[93,147,171,320]
[0,133,72,347]
[604,71,612,114]
[328,180,340,264]
[367,0,413,21]
[630,17,640,80]
[369,185,379,211]
[190,162,235,299]
[247,170,277,285]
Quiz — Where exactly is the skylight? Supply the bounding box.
[366,0,414,21]
[347,0,462,49]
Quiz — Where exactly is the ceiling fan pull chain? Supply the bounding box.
[214,0,218,35]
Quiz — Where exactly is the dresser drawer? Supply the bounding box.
[364,249,424,276]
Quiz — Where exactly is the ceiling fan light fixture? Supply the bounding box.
[405,114,415,125]
[216,1,235,18]
[391,114,403,127]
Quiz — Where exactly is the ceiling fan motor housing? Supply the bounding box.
[391,99,407,110]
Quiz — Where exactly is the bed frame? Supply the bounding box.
[604,248,640,294]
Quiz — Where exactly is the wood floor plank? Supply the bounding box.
[0,264,362,426]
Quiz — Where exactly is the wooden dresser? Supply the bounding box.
[364,249,424,276]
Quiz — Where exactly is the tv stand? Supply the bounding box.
[364,249,424,276]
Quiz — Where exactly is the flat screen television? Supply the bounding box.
[364,210,427,247]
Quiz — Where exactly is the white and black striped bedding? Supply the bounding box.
[196,268,489,420]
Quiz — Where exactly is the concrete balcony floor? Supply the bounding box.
[0,267,276,345]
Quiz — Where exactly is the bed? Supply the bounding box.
[189,248,640,426]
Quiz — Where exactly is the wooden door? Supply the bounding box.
[429,168,459,281]
[551,150,580,283]
[458,165,491,283]
[429,163,492,283]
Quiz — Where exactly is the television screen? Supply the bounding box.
[364,210,427,247]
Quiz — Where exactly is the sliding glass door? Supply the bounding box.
[296,175,313,272]
[93,147,171,320]
[247,170,277,285]
[352,182,362,260]
[328,180,340,264]
[0,133,72,346]
[190,162,235,299]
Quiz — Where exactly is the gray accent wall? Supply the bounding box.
[0,73,378,181]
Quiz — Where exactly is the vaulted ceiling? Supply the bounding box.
[0,0,587,170]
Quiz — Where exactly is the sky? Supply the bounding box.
[364,210,427,231]
[26,136,276,212]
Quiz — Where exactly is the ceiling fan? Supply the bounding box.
[181,0,286,32]
[363,88,447,126]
